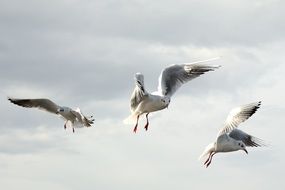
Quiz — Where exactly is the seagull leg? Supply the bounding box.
[206,152,216,168]
[72,127,75,133]
[133,115,140,133]
[204,152,213,165]
[64,121,67,130]
[144,113,149,131]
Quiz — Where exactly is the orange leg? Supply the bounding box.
[133,115,140,133]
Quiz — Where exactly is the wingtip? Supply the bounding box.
[184,57,222,65]
[247,101,262,109]
[7,97,14,103]
[212,65,222,69]
[252,136,268,147]
[255,101,262,108]
[202,57,221,62]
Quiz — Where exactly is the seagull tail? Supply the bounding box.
[123,113,139,125]
[198,143,215,161]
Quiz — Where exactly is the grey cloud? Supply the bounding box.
[0,0,284,190]
[0,128,72,155]
[1,0,285,48]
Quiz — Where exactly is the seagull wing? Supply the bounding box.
[218,101,261,136]
[8,98,60,114]
[229,129,265,147]
[157,58,220,97]
[130,73,148,113]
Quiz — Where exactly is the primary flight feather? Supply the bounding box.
[8,98,94,132]
[124,57,221,133]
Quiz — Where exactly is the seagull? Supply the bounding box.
[124,57,221,133]
[8,98,94,132]
[199,101,266,168]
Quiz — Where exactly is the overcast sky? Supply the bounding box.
[1,0,285,189]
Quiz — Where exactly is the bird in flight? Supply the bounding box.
[8,98,94,133]
[124,58,221,133]
[199,101,266,168]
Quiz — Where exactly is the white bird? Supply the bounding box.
[199,101,265,168]
[124,58,221,133]
[8,98,94,132]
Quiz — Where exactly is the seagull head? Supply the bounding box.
[161,97,170,108]
[237,141,248,154]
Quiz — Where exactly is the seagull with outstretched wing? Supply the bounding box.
[124,57,221,133]
[199,101,266,168]
[8,98,94,133]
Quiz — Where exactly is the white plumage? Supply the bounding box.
[8,98,94,133]
[200,101,265,168]
[124,58,221,133]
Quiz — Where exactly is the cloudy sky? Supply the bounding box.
[1,0,285,189]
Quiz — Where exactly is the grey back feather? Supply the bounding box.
[229,129,266,147]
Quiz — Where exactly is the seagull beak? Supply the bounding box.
[243,149,248,154]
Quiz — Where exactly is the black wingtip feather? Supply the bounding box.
[7,98,33,108]
[250,136,267,147]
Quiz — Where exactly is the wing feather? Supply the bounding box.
[229,129,266,147]
[8,98,60,114]
[157,61,220,97]
[218,101,261,136]
[130,73,148,112]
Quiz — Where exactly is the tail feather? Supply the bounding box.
[74,108,94,127]
[123,113,139,124]
[199,143,215,161]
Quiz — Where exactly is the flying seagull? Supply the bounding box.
[8,98,94,132]
[199,101,266,168]
[124,57,221,133]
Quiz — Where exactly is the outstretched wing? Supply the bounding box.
[157,59,220,97]
[218,101,261,136]
[8,97,60,114]
[229,129,265,147]
[130,73,148,113]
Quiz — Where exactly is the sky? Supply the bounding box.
[0,0,285,189]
